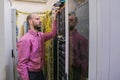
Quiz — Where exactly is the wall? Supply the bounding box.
[89,0,120,80]
[4,6,14,80]
[0,0,13,80]
[4,0,14,80]
[110,0,120,80]
[0,0,6,80]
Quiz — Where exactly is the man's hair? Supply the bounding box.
[69,12,78,22]
[69,11,76,16]
[26,12,37,26]
[26,13,32,26]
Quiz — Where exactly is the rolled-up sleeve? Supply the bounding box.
[17,40,30,80]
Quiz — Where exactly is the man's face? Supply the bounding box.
[69,15,77,31]
[31,14,41,31]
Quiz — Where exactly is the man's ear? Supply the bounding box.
[29,19,32,25]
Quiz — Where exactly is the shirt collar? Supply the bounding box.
[70,29,77,36]
[28,30,38,37]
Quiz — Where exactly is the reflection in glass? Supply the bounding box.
[68,0,89,80]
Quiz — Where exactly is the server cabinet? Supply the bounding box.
[53,1,67,80]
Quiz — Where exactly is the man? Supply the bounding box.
[17,10,58,80]
[69,12,88,80]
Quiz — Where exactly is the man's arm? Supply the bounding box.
[43,9,59,41]
[17,40,30,80]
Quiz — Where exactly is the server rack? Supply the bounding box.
[53,1,67,80]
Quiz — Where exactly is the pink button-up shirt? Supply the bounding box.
[17,20,57,80]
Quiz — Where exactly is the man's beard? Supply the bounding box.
[34,26,41,32]
[69,25,75,31]
[33,22,41,32]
